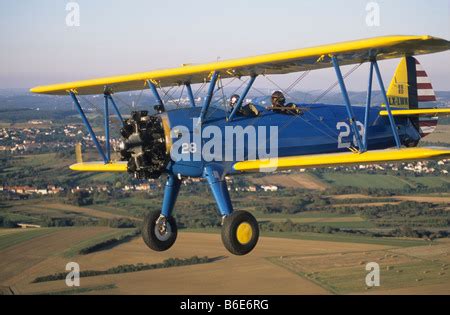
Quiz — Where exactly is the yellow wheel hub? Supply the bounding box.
[236,222,253,245]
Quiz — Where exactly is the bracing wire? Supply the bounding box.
[113,93,133,111]
[260,63,364,144]
[312,63,362,104]
[176,84,185,109]
[260,63,362,153]
[194,82,207,98]
[133,88,145,109]
[286,70,311,93]
[78,95,122,140]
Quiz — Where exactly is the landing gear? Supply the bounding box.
[142,211,178,252]
[204,166,260,256]
[221,211,259,256]
[140,167,261,256]
[142,174,181,252]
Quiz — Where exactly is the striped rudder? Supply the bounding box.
[387,57,438,137]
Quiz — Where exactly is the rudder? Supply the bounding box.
[388,56,438,137]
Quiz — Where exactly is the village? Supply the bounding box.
[0,122,121,154]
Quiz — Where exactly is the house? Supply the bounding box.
[261,185,279,192]
[136,183,151,191]
[29,120,44,125]
[123,185,135,191]
[247,186,257,192]
[18,223,41,229]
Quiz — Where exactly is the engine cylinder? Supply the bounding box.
[120,111,169,179]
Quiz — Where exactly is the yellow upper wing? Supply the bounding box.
[31,35,450,96]
[233,147,450,172]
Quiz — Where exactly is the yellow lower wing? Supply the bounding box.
[233,147,450,172]
[71,148,450,173]
[380,109,450,117]
[70,162,128,172]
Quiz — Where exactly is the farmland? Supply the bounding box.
[321,174,412,189]
[1,227,449,295]
[425,125,450,144]
[249,173,328,191]
[1,113,449,295]
[269,240,450,294]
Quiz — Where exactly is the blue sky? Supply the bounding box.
[0,0,449,90]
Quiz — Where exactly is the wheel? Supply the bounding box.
[142,210,178,252]
[221,211,259,256]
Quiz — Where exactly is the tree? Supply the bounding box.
[67,191,93,206]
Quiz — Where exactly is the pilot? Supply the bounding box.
[229,94,240,112]
[271,91,301,115]
[229,94,259,117]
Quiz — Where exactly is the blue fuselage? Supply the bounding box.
[164,104,420,177]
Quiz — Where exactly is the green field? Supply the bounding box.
[34,284,118,295]
[320,172,450,190]
[63,228,136,257]
[88,204,139,218]
[409,176,450,188]
[184,228,427,248]
[1,152,122,187]
[0,228,60,251]
[254,211,376,229]
[321,173,413,189]
[269,246,450,294]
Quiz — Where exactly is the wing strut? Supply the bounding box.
[104,91,125,127]
[373,61,402,148]
[363,62,374,149]
[69,92,108,163]
[103,93,111,161]
[331,56,365,152]
[185,82,196,108]
[228,75,257,122]
[199,71,219,124]
[147,80,166,112]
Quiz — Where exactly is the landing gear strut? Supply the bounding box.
[204,166,260,256]
[142,211,178,252]
[221,211,259,256]
[142,174,181,252]
[141,168,260,256]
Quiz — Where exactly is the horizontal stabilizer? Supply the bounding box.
[379,108,450,117]
[233,147,450,172]
[70,162,128,172]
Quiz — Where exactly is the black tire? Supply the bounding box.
[142,211,177,252]
[221,211,259,256]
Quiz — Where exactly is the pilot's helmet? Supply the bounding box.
[230,94,240,107]
[271,91,286,106]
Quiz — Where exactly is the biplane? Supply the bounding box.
[31,35,450,255]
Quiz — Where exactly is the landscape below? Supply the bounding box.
[0,91,450,295]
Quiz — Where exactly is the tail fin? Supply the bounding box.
[387,56,438,137]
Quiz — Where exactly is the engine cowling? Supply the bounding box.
[120,111,169,179]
